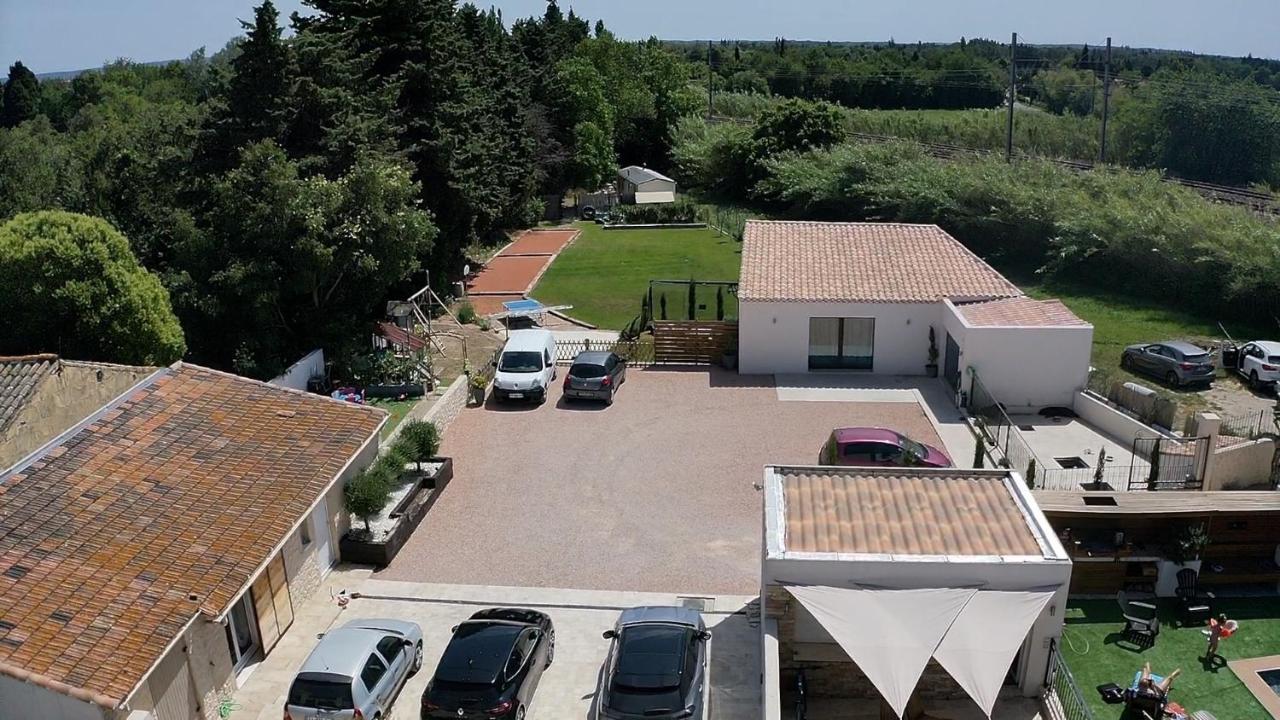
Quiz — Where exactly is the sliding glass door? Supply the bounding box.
[808,317,874,370]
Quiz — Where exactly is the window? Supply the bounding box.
[300,514,312,546]
[544,349,552,366]
[841,442,882,462]
[499,351,542,373]
[680,633,700,695]
[360,653,387,691]
[377,636,404,664]
[808,318,874,370]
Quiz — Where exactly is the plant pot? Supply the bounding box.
[925,363,938,378]
[468,385,486,406]
[721,351,738,370]
[340,457,453,567]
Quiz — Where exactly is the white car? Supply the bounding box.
[1236,340,1280,391]
[492,329,557,404]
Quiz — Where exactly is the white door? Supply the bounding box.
[313,497,334,576]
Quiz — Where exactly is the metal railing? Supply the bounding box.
[1218,408,1274,442]
[1048,646,1096,720]
[1038,463,1141,492]
[968,373,1039,478]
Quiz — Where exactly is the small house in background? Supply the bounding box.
[617,165,676,204]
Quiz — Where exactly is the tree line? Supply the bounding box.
[0,0,700,376]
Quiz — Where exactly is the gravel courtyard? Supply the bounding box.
[379,367,945,595]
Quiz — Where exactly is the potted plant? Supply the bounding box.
[468,373,488,405]
[1155,522,1210,597]
[925,326,939,378]
[399,420,441,476]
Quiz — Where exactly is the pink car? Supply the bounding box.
[819,427,953,468]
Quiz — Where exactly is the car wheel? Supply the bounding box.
[1165,371,1180,388]
[411,640,423,674]
[1252,371,1261,391]
[605,390,614,406]
[1121,354,1132,370]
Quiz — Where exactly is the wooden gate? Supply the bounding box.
[652,321,738,365]
[250,553,294,654]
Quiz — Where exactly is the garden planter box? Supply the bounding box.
[340,457,453,567]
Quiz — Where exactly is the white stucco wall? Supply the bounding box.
[959,325,1093,411]
[268,349,325,391]
[0,675,108,720]
[1209,438,1275,490]
[739,300,942,375]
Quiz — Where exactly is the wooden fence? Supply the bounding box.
[652,321,738,365]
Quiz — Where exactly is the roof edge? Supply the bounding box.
[174,362,388,418]
[0,658,121,709]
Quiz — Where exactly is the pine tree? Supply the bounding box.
[0,61,41,129]
[203,1,292,168]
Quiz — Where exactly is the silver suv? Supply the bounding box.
[286,618,424,720]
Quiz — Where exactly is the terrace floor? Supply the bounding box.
[1007,414,1151,491]
[1060,597,1280,719]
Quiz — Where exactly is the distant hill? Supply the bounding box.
[37,59,179,82]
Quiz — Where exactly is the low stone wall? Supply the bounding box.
[423,375,468,437]
[1211,438,1275,490]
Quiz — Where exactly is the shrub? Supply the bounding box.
[375,440,414,479]
[344,465,392,532]
[614,197,701,224]
[457,302,477,325]
[399,420,440,469]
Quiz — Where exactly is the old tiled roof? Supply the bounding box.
[0,364,384,708]
[955,297,1089,327]
[0,355,58,435]
[738,220,1022,303]
[778,467,1043,557]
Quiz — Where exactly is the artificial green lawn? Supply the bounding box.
[1062,598,1280,719]
[367,397,416,439]
[530,222,742,330]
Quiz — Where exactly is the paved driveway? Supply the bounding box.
[234,578,760,720]
[380,368,945,595]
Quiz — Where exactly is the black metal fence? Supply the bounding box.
[1038,463,1137,492]
[1218,408,1274,442]
[1048,646,1096,720]
[968,372,1038,478]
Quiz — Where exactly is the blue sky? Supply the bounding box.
[3,0,1279,74]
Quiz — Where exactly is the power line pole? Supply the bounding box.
[1006,32,1017,162]
[1099,36,1113,164]
[707,40,714,119]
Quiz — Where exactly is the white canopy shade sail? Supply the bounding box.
[933,590,1055,717]
[785,585,977,719]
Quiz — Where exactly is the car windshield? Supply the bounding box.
[570,363,607,378]
[288,677,354,710]
[499,351,542,373]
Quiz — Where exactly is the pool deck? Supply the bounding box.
[1228,655,1280,718]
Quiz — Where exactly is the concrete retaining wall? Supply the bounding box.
[1210,438,1275,490]
[1072,392,1171,446]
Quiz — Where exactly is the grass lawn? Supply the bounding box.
[530,222,742,330]
[367,397,416,439]
[1062,598,1280,719]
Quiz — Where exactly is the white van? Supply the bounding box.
[492,329,557,404]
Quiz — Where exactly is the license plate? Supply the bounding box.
[508,392,523,399]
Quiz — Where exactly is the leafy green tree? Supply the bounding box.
[570,121,615,189]
[1030,67,1097,116]
[399,420,441,469]
[344,464,391,533]
[0,117,84,217]
[191,142,436,376]
[0,61,40,128]
[0,211,186,364]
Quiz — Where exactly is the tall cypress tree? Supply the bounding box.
[202,1,291,168]
[0,61,41,129]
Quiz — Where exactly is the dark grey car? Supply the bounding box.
[595,606,710,720]
[563,351,626,405]
[1121,340,1215,388]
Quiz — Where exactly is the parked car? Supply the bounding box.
[286,619,423,720]
[818,427,952,468]
[421,608,555,720]
[563,350,627,405]
[1120,340,1216,388]
[492,329,557,404]
[595,606,710,720]
[1231,340,1280,392]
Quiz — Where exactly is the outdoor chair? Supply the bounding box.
[1125,671,1168,720]
[1175,567,1214,627]
[1117,590,1160,644]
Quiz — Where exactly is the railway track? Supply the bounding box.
[709,115,1280,214]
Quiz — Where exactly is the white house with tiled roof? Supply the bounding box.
[737,220,1093,410]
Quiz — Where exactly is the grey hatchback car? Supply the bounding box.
[1121,340,1215,388]
[286,618,424,720]
[595,606,710,720]
[563,351,626,405]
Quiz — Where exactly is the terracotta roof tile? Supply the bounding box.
[955,297,1089,327]
[0,364,384,708]
[739,221,1021,303]
[0,355,58,435]
[779,467,1043,557]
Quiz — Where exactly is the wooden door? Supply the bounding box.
[251,553,294,654]
[150,642,198,720]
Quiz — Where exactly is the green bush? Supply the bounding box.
[615,197,701,224]
[344,465,392,532]
[457,302,477,325]
[398,420,440,469]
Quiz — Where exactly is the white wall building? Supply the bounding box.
[738,220,1093,412]
[760,465,1072,719]
[617,165,676,204]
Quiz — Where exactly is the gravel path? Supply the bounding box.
[378,368,945,595]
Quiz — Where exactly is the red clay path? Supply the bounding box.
[504,228,578,255]
[465,229,579,302]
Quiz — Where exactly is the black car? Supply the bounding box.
[563,351,627,405]
[421,608,555,720]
